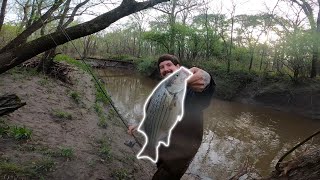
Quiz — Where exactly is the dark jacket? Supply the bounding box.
[155,77,215,179]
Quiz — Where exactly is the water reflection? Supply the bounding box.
[96,68,320,179]
[96,68,156,125]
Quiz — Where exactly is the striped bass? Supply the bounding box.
[136,67,192,163]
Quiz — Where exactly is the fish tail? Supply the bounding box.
[138,144,157,162]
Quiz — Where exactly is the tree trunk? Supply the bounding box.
[228,16,235,73]
[168,0,177,54]
[18,0,31,32]
[310,3,320,77]
[249,50,254,71]
[37,48,56,73]
[0,94,26,116]
[26,0,37,28]
[0,0,8,32]
[260,48,265,71]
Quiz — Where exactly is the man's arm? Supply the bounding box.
[188,67,215,109]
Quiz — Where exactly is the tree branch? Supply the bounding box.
[63,0,90,28]
[0,0,64,53]
[0,0,169,74]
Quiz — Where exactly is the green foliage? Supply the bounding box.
[111,169,130,180]
[54,53,111,104]
[0,24,20,48]
[95,82,110,105]
[96,138,112,160]
[31,158,55,175]
[58,147,74,159]
[142,31,170,52]
[0,118,9,137]
[99,142,111,159]
[105,54,139,62]
[214,69,257,100]
[0,158,54,179]
[69,91,81,104]
[55,53,112,128]
[94,103,108,128]
[54,54,88,72]
[37,77,49,86]
[136,57,157,76]
[9,126,32,140]
[52,109,72,120]
[280,31,313,79]
[7,67,39,79]
[0,162,34,178]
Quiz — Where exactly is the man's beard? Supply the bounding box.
[163,71,173,77]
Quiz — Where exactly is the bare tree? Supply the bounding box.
[0,0,169,74]
[0,0,8,32]
[37,0,90,73]
[153,0,198,54]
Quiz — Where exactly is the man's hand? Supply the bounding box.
[187,67,211,92]
[127,125,138,135]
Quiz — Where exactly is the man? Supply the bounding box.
[128,54,215,179]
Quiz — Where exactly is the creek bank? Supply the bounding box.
[0,60,156,179]
[81,57,135,69]
[86,58,320,120]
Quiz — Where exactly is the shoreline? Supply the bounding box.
[88,58,319,120]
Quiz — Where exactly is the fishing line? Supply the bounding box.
[39,17,149,168]
[53,25,153,176]
[58,26,143,147]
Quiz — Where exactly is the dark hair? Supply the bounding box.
[157,54,180,68]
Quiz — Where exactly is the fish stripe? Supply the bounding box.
[150,90,166,144]
[147,90,160,143]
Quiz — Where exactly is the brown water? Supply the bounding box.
[96,68,320,179]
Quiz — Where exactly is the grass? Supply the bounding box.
[9,126,32,140]
[99,142,111,160]
[0,118,32,140]
[54,54,111,105]
[96,138,112,160]
[52,109,72,120]
[54,54,113,127]
[58,147,74,160]
[16,144,74,161]
[94,103,108,128]
[0,118,10,138]
[111,169,130,180]
[0,158,55,179]
[69,91,81,104]
[37,77,50,86]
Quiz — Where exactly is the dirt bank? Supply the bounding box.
[0,65,157,179]
[233,79,320,120]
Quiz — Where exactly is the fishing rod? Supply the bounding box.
[58,27,143,148]
[41,25,155,177]
[38,16,143,149]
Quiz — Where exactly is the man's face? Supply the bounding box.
[159,60,180,78]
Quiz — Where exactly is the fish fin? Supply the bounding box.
[158,132,168,145]
[138,143,157,162]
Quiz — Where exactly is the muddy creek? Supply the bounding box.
[96,67,320,179]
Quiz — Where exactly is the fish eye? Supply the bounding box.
[176,74,179,77]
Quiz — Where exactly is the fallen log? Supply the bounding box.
[0,94,26,116]
[267,149,320,180]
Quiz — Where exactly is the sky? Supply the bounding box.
[77,0,281,23]
[3,0,301,26]
[67,0,284,34]
[2,0,312,42]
